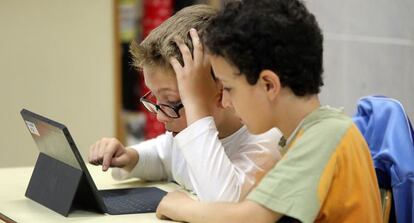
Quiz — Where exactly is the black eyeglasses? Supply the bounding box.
[140,91,184,119]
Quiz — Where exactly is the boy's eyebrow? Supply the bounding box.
[214,71,240,83]
[155,87,176,95]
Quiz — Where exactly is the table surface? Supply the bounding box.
[0,165,183,223]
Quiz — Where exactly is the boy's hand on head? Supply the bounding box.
[88,138,138,172]
[156,191,194,222]
[170,28,218,125]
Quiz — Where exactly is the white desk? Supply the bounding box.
[0,165,182,223]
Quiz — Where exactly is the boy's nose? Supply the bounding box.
[156,111,172,123]
[221,92,233,109]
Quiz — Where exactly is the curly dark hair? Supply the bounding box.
[203,0,324,96]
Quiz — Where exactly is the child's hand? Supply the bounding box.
[88,138,138,172]
[156,191,195,221]
[170,28,219,125]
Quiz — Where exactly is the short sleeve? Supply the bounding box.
[247,121,349,223]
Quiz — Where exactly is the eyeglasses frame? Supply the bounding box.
[139,91,184,119]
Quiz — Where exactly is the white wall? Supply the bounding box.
[305,0,414,119]
[0,0,116,167]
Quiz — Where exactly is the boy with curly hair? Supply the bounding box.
[156,0,382,222]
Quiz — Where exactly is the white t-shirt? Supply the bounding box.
[112,116,282,202]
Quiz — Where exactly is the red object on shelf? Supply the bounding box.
[140,0,174,139]
[143,0,174,38]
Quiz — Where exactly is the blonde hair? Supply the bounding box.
[130,4,217,71]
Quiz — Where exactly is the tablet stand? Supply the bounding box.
[25,153,83,216]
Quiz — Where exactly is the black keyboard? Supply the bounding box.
[99,187,167,215]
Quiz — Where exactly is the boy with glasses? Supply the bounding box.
[88,4,281,202]
[155,0,382,222]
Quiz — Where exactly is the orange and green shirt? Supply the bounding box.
[247,106,382,223]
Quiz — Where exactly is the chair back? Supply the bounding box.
[353,96,414,223]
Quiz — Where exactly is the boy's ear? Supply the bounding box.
[258,70,281,101]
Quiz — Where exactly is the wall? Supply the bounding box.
[0,0,116,167]
[306,0,414,119]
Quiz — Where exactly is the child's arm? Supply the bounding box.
[88,133,171,181]
[174,118,280,201]
[156,191,282,223]
[170,28,218,126]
